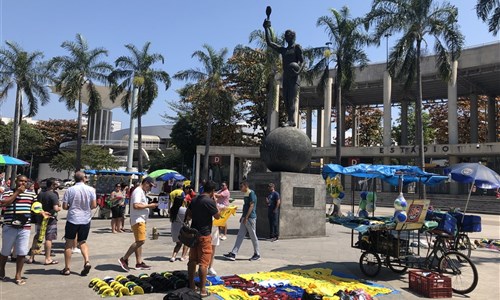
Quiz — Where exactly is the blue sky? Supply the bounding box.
[0,0,497,128]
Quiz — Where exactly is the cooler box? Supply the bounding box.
[434,213,457,235]
[450,213,482,232]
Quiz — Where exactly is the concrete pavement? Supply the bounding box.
[0,198,498,299]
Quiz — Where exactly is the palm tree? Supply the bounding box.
[109,42,170,172]
[0,41,50,185]
[314,6,370,164]
[365,0,464,196]
[174,44,232,181]
[232,28,283,136]
[50,34,113,171]
[476,0,500,35]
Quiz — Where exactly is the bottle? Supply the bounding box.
[152,227,159,240]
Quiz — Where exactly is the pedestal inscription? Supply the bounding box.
[292,187,315,207]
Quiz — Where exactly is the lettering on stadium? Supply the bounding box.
[379,145,450,154]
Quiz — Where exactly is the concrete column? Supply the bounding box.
[229,154,235,191]
[487,96,497,142]
[323,77,333,147]
[195,152,201,193]
[448,60,458,145]
[470,93,479,143]
[306,107,312,139]
[316,109,324,147]
[383,71,392,147]
[401,99,409,145]
[270,83,280,131]
[352,106,358,147]
[449,156,460,195]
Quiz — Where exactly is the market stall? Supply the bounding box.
[322,164,478,295]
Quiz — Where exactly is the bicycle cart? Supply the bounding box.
[323,164,479,295]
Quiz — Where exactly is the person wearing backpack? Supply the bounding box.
[169,195,189,262]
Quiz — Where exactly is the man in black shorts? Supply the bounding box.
[61,172,97,276]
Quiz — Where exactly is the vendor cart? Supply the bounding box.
[323,164,478,295]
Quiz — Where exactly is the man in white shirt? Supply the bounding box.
[118,177,158,271]
[60,171,97,276]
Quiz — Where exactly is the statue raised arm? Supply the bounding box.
[263,19,304,127]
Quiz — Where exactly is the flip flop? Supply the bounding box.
[15,279,26,285]
[81,262,91,276]
[60,268,70,276]
[200,291,211,298]
[44,260,59,265]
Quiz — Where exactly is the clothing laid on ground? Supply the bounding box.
[129,187,149,226]
[189,194,218,236]
[171,206,187,243]
[62,182,96,225]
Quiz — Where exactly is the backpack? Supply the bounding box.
[164,287,201,300]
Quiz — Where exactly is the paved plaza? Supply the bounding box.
[0,197,498,299]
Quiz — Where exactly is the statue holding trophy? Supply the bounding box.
[263,6,305,127]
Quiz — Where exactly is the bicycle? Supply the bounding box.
[358,230,478,295]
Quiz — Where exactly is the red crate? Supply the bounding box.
[409,270,452,298]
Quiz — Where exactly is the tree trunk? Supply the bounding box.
[75,89,83,171]
[8,88,22,187]
[203,103,214,181]
[415,39,426,198]
[137,91,143,172]
[335,64,342,165]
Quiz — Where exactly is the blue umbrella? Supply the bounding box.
[0,154,30,166]
[450,163,500,214]
[156,172,186,181]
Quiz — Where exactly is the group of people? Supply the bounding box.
[0,171,282,297]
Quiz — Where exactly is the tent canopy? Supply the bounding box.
[322,164,448,187]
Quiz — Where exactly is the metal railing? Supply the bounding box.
[60,140,161,150]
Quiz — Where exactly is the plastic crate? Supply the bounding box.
[409,270,452,298]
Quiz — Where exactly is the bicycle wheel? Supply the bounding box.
[438,251,478,294]
[359,252,381,277]
[453,234,472,258]
[386,256,408,274]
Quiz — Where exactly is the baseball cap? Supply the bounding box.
[142,177,156,187]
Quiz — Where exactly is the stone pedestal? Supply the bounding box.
[247,172,326,239]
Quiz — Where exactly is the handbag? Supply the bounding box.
[178,223,200,248]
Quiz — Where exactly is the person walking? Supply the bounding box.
[28,179,61,265]
[110,183,125,233]
[118,177,158,271]
[0,175,49,285]
[186,181,220,297]
[223,182,261,261]
[214,182,230,240]
[60,171,97,276]
[169,195,189,262]
[266,183,281,242]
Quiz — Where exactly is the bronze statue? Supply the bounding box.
[263,7,304,127]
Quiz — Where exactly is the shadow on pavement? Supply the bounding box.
[94,263,126,272]
[144,256,170,262]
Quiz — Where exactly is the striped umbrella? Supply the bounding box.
[0,154,30,166]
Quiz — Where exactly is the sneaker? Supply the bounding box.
[169,257,175,262]
[72,248,81,254]
[135,262,151,270]
[249,254,261,261]
[271,237,279,242]
[223,252,236,261]
[220,235,227,241]
[208,267,217,276]
[118,257,129,272]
